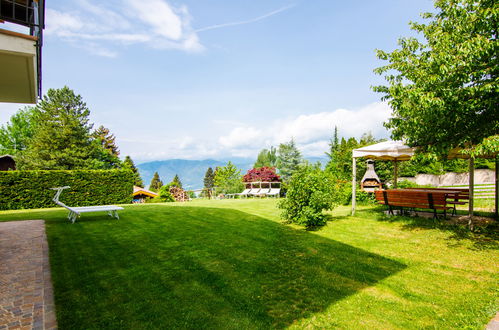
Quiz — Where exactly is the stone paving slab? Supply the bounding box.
[487,312,499,330]
[0,220,56,330]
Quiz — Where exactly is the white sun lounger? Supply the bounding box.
[266,188,281,197]
[51,186,124,223]
[234,188,251,198]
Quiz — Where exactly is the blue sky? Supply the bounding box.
[0,0,435,162]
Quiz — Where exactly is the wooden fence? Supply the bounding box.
[440,182,495,199]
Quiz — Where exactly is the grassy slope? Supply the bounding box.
[0,200,497,329]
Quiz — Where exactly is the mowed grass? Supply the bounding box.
[0,200,497,329]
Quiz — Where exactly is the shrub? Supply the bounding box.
[278,165,340,228]
[159,185,175,202]
[0,169,134,210]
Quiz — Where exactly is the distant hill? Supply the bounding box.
[137,157,328,190]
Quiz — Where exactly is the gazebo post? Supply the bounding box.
[352,157,357,216]
[393,160,398,189]
[495,157,498,219]
[468,158,475,222]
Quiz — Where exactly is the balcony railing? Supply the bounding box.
[0,0,45,100]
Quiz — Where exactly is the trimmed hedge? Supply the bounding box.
[0,170,134,210]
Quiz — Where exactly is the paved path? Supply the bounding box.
[0,221,56,330]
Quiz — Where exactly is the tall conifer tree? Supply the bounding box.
[20,87,102,169]
[123,155,144,187]
[149,172,163,192]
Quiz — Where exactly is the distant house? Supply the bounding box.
[0,155,16,171]
[132,186,158,203]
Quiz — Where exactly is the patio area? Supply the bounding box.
[0,220,56,330]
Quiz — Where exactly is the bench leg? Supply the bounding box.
[388,205,394,215]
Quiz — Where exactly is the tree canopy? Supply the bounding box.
[242,167,280,183]
[123,156,144,187]
[92,125,121,169]
[203,167,215,189]
[276,139,303,182]
[214,161,244,194]
[0,107,37,155]
[19,87,104,169]
[254,147,277,168]
[149,172,163,192]
[373,0,498,154]
[171,174,183,189]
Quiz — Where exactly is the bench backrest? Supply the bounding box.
[375,190,448,209]
[406,187,469,200]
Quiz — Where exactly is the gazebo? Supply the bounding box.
[351,141,415,215]
[351,141,498,219]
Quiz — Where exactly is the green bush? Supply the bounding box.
[278,165,340,228]
[338,182,377,205]
[0,169,134,210]
[159,185,175,202]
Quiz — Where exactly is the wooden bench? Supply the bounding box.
[406,188,469,215]
[375,189,454,218]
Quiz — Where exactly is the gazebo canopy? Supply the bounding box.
[352,140,415,161]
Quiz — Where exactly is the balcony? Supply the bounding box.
[0,0,44,104]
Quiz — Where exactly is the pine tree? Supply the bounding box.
[93,125,119,156]
[149,172,163,192]
[203,167,214,189]
[171,174,182,189]
[276,139,303,182]
[123,155,144,187]
[92,125,121,169]
[19,87,103,170]
[325,126,339,161]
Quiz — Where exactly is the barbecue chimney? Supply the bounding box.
[361,159,382,192]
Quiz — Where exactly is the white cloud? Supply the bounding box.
[217,102,392,157]
[117,102,392,161]
[45,0,203,56]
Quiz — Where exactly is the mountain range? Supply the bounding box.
[137,157,328,190]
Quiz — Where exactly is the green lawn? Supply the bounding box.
[0,200,497,329]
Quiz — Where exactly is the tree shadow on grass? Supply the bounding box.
[44,206,406,329]
[367,206,499,251]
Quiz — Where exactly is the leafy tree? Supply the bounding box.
[19,87,105,170]
[242,167,280,183]
[123,155,144,187]
[214,161,244,194]
[278,164,341,228]
[92,125,121,169]
[373,0,498,154]
[0,107,37,155]
[149,172,163,192]
[171,174,183,189]
[276,139,303,182]
[254,147,277,168]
